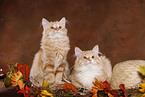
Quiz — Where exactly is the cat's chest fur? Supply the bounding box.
[41,34,70,69]
[43,35,69,48]
[76,64,103,88]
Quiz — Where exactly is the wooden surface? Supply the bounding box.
[1,0,145,96]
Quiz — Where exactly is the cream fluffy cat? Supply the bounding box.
[71,45,112,90]
[111,60,145,89]
[30,17,70,87]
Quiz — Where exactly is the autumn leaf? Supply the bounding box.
[17,85,33,97]
[63,83,78,93]
[4,76,12,88]
[108,90,119,97]
[139,83,145,93]
[108,92,114,97]
[18,80,25,89]
[42,79,53,92]
[139,65,145,75]
[16,64,30,82]
[42,79,49,90]
[136,93,144,97]
[92,78,104,91]
[119,84,127,97]
[89,88,98,97]
[40,90,53,97]
[90,78,121,97]
[102,80,111,92]
[11,71,23,87]
[17,87,26,96]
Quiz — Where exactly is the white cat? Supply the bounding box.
[111,60,145,89]
[30,17,70,87]
[71,45,112,90]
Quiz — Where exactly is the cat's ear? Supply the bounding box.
[59,17,66,27]
[42,18,49,29]
[75,47,82,56]
[92,45,99,53]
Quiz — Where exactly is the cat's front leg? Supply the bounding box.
[43,64,55,84]
[55,63,65,84]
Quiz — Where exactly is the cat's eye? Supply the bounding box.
[84,56,87,59]
[51,27,54,29]
[92,56,94,58]
[59,26,61,29]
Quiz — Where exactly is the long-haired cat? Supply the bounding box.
[30,17,70,87]
[71,45,112,90]
[111,60,145,89]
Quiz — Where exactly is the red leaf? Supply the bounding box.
[16,64,30,82]
[108,90,119,97]
[16,64,23,71]
[119,84,127,97]
[17,85,32,97]
[63,83,78,93]
[102,80,111,90]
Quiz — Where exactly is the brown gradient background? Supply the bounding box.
[1,0,145,96]
[1,0,145,71]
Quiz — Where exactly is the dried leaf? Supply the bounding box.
[42,79,49,90]
[11,71,23,87]
[93,78,104,90]
[119,84,127,97]
[40,90,53,97]
[17,85,32,97]
[102,80,111,90]
[89,88,98,97]
[63,83,78,93]
[4,77,12,88]
[139,83,145,93]
[108,90,119,97]
[136,93,144,97]
[18,80,25,89]
[108,92,114,97]
[16,64,30,82]
[139,65,145,75]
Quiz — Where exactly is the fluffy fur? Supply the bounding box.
[111,60,145,89]
[71,45,112,90]
[30,17,70,87]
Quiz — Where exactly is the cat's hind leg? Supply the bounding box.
[30,50,44,87]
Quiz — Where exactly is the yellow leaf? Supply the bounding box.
[18,80,25,89]
[11,71,23,87]
[42,79,49,90]
[41,90,53,97]
[139,65,145,75]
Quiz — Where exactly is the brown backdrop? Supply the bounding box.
[1,0,145,71]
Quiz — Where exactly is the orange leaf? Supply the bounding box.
[63,83,78,93]
[89,88,98,94]
[108,92,114,97]
[93,78,104,90]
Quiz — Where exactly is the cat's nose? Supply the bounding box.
[54,27,59,31]
[88,59,92,62]
[56,28,59,31]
